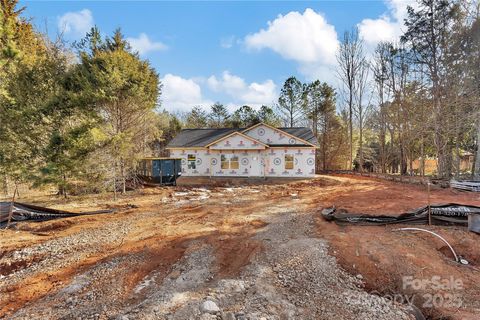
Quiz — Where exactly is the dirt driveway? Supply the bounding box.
[1,175,479,319]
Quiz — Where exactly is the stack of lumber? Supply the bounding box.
[450,180,480,192]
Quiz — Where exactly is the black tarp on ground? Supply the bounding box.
[321,203,480,226]
[0,202,113,226]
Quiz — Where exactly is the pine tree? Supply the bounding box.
[402,0,456,178]
[277,76,304,127]
[185,106,208,128]
[230,105,260,128]
[208,102,230,127]
[73,28,160,195]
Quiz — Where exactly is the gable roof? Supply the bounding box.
[166,124,318,148]
[280,127,318,146]
[166,128,237,148]
[242,122,317,147]
[205,131,268,148]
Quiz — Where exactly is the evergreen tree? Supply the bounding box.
[304,81,338,170]
[277,76,304,127]
[401,0,456,178]
[208,102,230,127]
[257,105,282,127]
[0,0,55,192]
[73,28,160,195]
[185,106,208,128]
[230,105,260,128]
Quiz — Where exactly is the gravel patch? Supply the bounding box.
[3,186,416,320]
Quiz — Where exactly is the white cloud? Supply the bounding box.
[244,8,339,65]
[207,71,277,106]
[161,74,212,112]
[358,0,418,47]
[243,8,339,81]
[58,9,94,38]
[127,33,168,55]
[161,72,277,112]
[358,16,399,44]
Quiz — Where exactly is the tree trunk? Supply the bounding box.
[409,156,414,176]
[359,125,363,172]
[62,173,67,199]
[388,127,395,174]
[420,138,425,177]
[400,139,407,175]
[349,95,353,171]
[120,158,126,194]
[433,101,450,179]
[474,116,480,180]
[2,175,8,197]
[379,121,386,173]
[455,136,461,179]
[113,162,117,201]
[322,127,327,171]
[5,183,18,229]
[290,106,294,128]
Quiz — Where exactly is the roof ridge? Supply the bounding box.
[181,128,239,130]
[167,126,318,148]
[279,127,310,129]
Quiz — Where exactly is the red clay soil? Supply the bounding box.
[1,174,479,319]
[310,175,480,320]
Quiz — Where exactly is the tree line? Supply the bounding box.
[0,1,163,196]
[0,0,335,196]
[1,0,479,199]
[336,0,479,179]
[272,0,480,179]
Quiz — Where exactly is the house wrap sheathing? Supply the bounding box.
[166,123,318,178]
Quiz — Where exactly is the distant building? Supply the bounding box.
[412,153,475,175]
[166,123,318,178]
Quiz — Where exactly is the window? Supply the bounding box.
[187,154,196,169]
[285,154,294,170]
[230,156,239,169]
[220,154,239,170]
[221,155,229,169]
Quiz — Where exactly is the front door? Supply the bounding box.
[249,155,263,177]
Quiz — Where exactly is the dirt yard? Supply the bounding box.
[1,175,480,320]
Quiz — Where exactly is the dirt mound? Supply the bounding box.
[17,219,76,233]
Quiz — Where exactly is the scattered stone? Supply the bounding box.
[200,300,220,313]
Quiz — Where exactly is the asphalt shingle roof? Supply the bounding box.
[166,125,318,148]
[167,128,239,148]
[278,127,318,146]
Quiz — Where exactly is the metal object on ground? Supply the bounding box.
[1,202,113,227]
[321,203,480,227]
[450,180,480,192]
[469,213,480,234]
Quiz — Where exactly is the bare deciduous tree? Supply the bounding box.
[337,29,365,170]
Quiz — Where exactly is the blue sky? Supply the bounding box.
[22,0,414,113]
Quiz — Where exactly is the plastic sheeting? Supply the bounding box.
[321,203,480,226]
[0,202,113,226]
